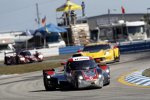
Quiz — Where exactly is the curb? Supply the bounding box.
[118,70,150,88]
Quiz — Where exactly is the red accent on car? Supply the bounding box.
[113,45,118,49]
[46,71,55,75]
[68,58,73,62]
[95,58,101,63]
[43,69,55,75]
[77,50,81,53]
[82,68,98,80]
[99,65,108,71]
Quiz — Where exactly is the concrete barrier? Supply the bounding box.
[59,40,150,54]
[119,40,150,53]
[59,46,83,55]
[1,40,150,61]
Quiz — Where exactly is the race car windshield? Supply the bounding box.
[83,45,110,52]
[20,51,31,56]
[68,60,97,70]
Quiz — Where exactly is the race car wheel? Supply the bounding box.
[106,79,110,85]
[43,78,56,91]
[98,76,104,88]
[44,84,55,91]
[98,80,103,88]
[114,51,120,62]
[6,58,11,65]
[115,53,120,62]
[74,79,79,89]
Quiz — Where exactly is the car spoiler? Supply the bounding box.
[4,51,16,56]
[43,68,55,75]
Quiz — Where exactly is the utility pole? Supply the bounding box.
[108,9,110,25]
[36,3,43,47]
[36,3,40,27]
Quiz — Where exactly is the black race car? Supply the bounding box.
[43,56,110,91]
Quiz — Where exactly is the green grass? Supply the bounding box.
[142,68,150,77]
[0,54,72,75]
[0,62,62,75]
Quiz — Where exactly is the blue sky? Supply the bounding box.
[0,0,150,32]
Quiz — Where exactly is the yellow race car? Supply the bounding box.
[78,42,120,63]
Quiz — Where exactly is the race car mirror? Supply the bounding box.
[95,58,101,63]
[77,50,82,53]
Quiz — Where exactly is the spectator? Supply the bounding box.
[70,10,76,25]
[62,12,70,25]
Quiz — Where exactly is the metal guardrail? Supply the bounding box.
[59,40,150,54]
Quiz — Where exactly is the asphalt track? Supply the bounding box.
[0,52,150,100]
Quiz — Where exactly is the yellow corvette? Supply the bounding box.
[78,42,120,63]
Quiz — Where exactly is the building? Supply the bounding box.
[86,13,150,42]
[87,13,147,30]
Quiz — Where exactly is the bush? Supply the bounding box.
[142,68,150,77]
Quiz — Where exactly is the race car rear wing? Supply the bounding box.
[4,51,16,56]
[43,69,55,76]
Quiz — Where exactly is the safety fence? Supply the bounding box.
[59,40,150,54]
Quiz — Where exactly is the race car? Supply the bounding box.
[18,50,43,63]
[78,42,120,63]
[43,56,110,91]
[4,51,17,65]
[4,50,43,65]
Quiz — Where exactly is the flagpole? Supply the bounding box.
[121,6,129,41]
[41,16,47,48]
[44,22,47,48]
[36,3,41,28]
[108,9,111,25]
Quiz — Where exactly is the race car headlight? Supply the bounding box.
[78,76,83,80]
[20,57,25,61]
[47,75,51,79]
[106,69,110,73]
[98,74,102,78]
[38,55,43,58]
[105,51,110,55]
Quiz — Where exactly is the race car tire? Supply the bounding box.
[104,79,110,86]
[98,79,103,88]
[45,85,56,91]
[6,58,11,65]
[114,52,120,62]
[115,56,120,62]
[43,78,56,91]
[74,79,79,89]
[98,75,104,88]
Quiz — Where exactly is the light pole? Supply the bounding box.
[147,8,150,37]
[108,9,111,25]
[147,8,150,24]
[107,9,117,42]
[107,9,117,25]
